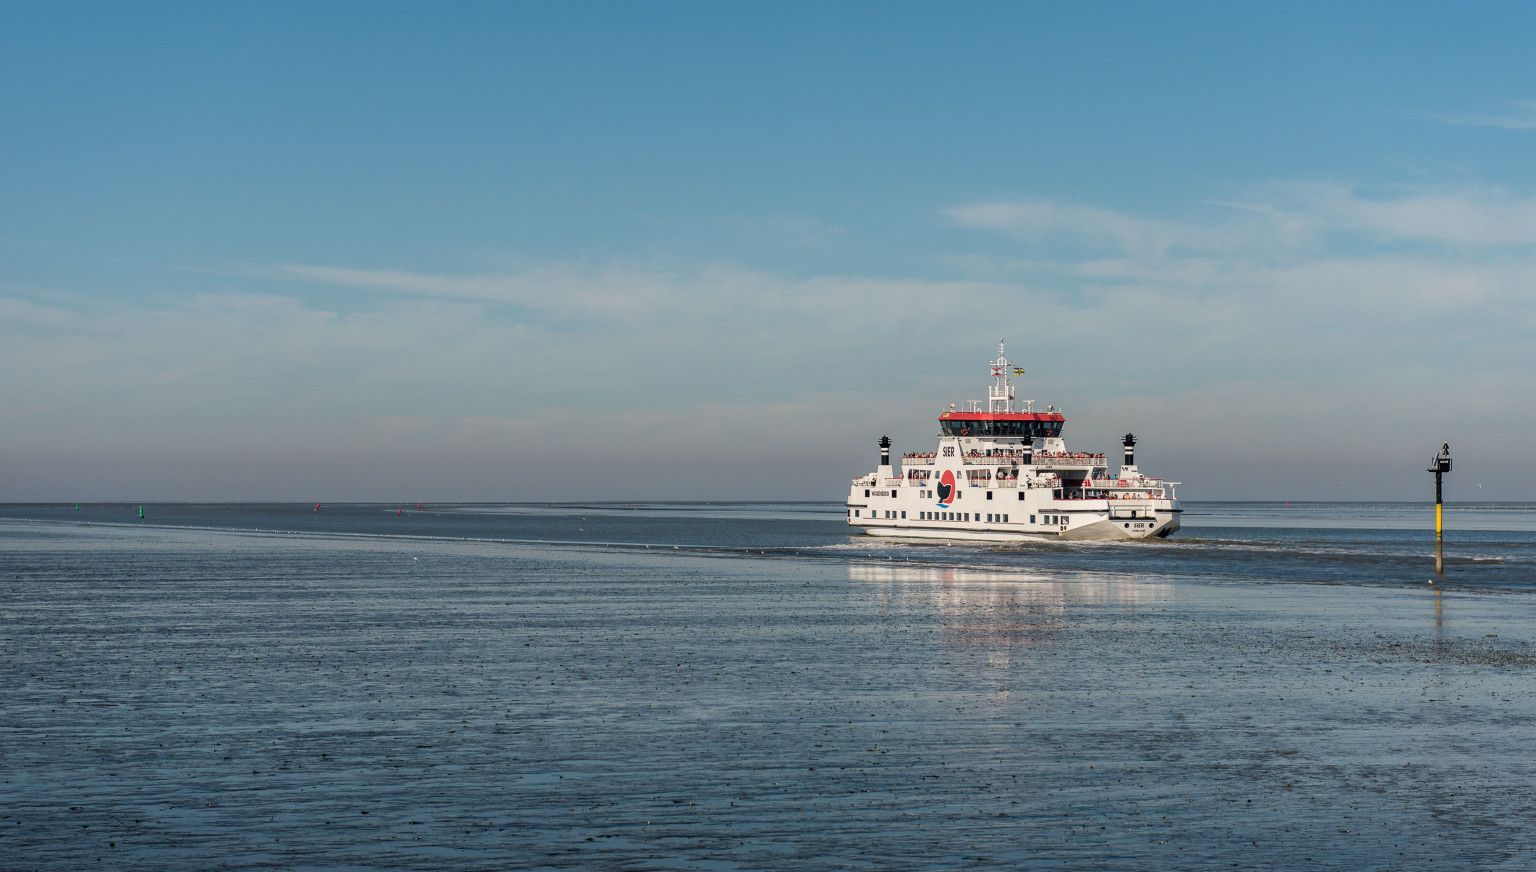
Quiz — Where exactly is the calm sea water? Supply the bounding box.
[2,502,1534,868]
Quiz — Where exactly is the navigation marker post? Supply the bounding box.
[1427,443,1451,578]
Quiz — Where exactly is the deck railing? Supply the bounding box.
[903,452,1109,468]
[1030,454,1106,468]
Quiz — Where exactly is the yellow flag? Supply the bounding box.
[1012,367,1026,376]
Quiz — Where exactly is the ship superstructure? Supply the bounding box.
[847,341,1181,541]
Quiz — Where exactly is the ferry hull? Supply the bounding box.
[1060,514,1179,541]
[856,514,1178,543]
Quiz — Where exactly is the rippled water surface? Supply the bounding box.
[2,502,1534,868]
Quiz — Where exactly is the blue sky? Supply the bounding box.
[4,2,1535,500]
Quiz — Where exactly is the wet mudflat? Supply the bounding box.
[3,516,1535,869]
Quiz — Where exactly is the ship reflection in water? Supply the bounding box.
[848,562,1172,650]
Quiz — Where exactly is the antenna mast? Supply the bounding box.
[988,338,1014,413]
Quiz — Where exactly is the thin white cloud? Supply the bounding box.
[1429,100,1536,130]
[1264,181,1536,247]
[955,182,1536,252]
[269,260,1014,329]
[0,296,84,330]
[944,199,1253,254]
[4,247,1534,500]
[7,178,1536,500]
[940,186,1536,397]
[271,262,680,319]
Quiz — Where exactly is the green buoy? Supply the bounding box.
[137,505,144,519]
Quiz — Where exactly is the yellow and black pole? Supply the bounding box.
[1427,443,1451,577]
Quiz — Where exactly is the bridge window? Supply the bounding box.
[940,419,1065,438]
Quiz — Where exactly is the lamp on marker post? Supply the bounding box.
[1427,443,1451,576]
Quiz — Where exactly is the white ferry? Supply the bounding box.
[847,341,1181,541]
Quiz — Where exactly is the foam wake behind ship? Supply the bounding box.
[847,341,1181,541]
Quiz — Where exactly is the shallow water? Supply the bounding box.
[7,500,1536,591]
[2,503,1534,868]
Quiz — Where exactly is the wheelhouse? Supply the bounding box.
[938,412,1065,439]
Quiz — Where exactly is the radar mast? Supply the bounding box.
[989,338,1016,413]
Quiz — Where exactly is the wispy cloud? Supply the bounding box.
[270,262,683,319]
[1259,182,1536,247]
[954,182,1536,252]
[942,184,1536,380]
[7,179,1536,500]
[1429,99,1536,130]
[268,261,1015,330]
[943,200,1255,255]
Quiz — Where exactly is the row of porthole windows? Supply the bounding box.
[916,511,1018,523]
[863,488,1062,506]
[853,508,1068,526]
[912,512,1060,525]
[920,511,976,522]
